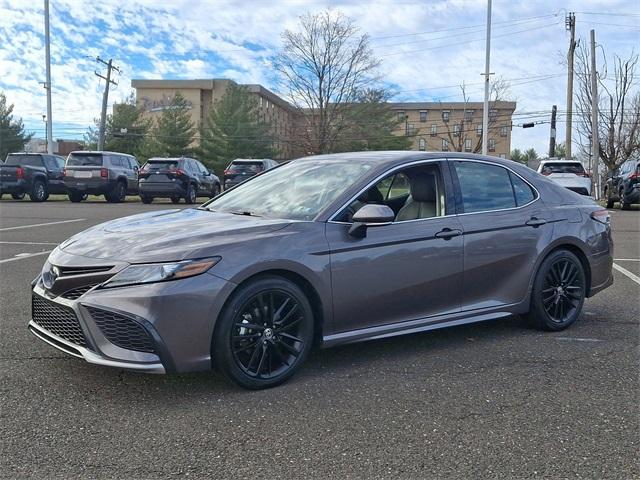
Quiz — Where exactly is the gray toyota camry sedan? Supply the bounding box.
[30,152,613,389]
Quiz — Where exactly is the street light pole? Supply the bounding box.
[481,0,492,156]
[44,0,53,154]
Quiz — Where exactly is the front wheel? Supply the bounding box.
[210,183,221,198]
[212,276,315,389]
[526,250,586,331]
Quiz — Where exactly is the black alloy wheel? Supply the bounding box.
[107,182,126,203]
[527,250,586,331]
[29,180,48,202]
[185,183,196,204]
[213,276,314,389]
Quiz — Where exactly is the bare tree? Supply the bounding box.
[436,78,513,153]
[274,10,381,154]
[575,45,640,173]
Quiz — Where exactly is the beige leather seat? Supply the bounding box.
[396,173,437,221]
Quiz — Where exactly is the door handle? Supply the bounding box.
[435,228,463,240]
[526,217,547,227]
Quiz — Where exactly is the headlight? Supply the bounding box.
[102,257,221,289]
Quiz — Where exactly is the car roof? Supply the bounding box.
[231,158,272,163]
[539,159,582,164]
[69,150,134,157]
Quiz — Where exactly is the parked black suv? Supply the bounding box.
[604,159,640,209]
[223,158,278,189]
[64,151,140,203]
[138,157,221,204]
[0,153,66,202]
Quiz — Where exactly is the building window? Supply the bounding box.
[464,138,472,152]
[499,153,506,158]
[464,110,474,121]
[453,124,461,137]
[419,111,427,122]
[418,138,426,151]
[476,124,482,136]
[489,109,498,121]
[406,123,416,136]
[430,124,437,136]
[488,138,496,152]
[500,125,508,137]
[396,110,405,121]
[442,110,450,122]
[442,139,449,151]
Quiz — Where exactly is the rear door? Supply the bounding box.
[450,159,553,311]
[65,153,104,181]
[140,160,179,186]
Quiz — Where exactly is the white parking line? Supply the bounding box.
[0,218,86,232]
[613,258,640,262]
[613,263,640,286]
[0,241,59,245]
[0,250,52,264]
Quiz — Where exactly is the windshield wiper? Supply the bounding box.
[229,210,261,217]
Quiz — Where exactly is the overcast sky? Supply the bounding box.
[1,0,638,155]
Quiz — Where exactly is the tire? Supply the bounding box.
[605,188,614,208]
[526,249,586,331]
[140,195,153,204]
[106,181,126,203]
[29,180,48,202]
[68,191,84,203]
[185,183,196,204]
[210,183,221,198]
[11,192,25,200]
[212,275,315,389]
[170,196,181,204]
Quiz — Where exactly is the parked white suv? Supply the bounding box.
[537,160,592,196]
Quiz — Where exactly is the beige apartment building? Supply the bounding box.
[131,79,516,160]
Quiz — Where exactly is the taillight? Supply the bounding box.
[541,171,551,176]
[590,209,610,225]
[100,168,108,178]
[577,172,591,178]
[62,168,66,177]
[175,168,186,176]
[224,169,235,175]
[16,167,24,179]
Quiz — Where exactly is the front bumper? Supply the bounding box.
[29,259,236,374]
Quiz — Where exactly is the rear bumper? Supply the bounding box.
[0,179,28,194]
[139,182,187,197]
[622,187,640,204]
[64,179,115,195]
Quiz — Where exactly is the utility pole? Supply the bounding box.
[589,30,599,199]
[565,12,576,159]
[549,105,557,158]
[481,0,492,155]
[95,57,119,151]
[43,0,53,154]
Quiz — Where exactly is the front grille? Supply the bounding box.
[32,294,87,347]
[60,283,99,300]
[86,306,156,354]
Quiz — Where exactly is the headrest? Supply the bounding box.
[409,173,436,203]
[358,186,384,203]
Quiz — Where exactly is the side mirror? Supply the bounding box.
[348,204,395,238]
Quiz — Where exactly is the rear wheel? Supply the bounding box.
[170,196,181,204]
[213,276,314,389]
[11,192,25,200]
[68,191,84,203]
[140,195,153,204]
[605,188,614,208]
[210,183,221,198]
[29,180,48,202]
[185,183,196,204]
[106,181,126,203]
[526,250,586,331]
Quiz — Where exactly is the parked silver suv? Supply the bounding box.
[64,151,140,203]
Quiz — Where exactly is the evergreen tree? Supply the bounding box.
[105,93,151,156]
[0,92,33,159]
[199,84,275,174]
[142,92,196,160]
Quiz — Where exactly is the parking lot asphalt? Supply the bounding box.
[0,199,638,479]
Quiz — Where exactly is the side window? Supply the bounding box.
[337,164,445,223]
[454,161,516,213]
[43,156,57,170]
[509,171,536,206]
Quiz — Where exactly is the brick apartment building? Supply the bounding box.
[131,79,516,160]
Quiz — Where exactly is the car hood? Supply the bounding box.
[59,208,292,263]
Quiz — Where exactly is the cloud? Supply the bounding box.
[0,0,637,153]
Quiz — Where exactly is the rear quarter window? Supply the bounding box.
[454,161,516,213]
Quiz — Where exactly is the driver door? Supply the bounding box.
[325,160,464,334]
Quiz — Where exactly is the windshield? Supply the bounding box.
[541,162,585,174]
[67,153,103,167]
[205,159,373,220]
[142,160,179,171]
[5,154,41,166]
[228,161,264,173]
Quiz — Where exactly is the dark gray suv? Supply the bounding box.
[64,151,140,203]
[29,152,613,389]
